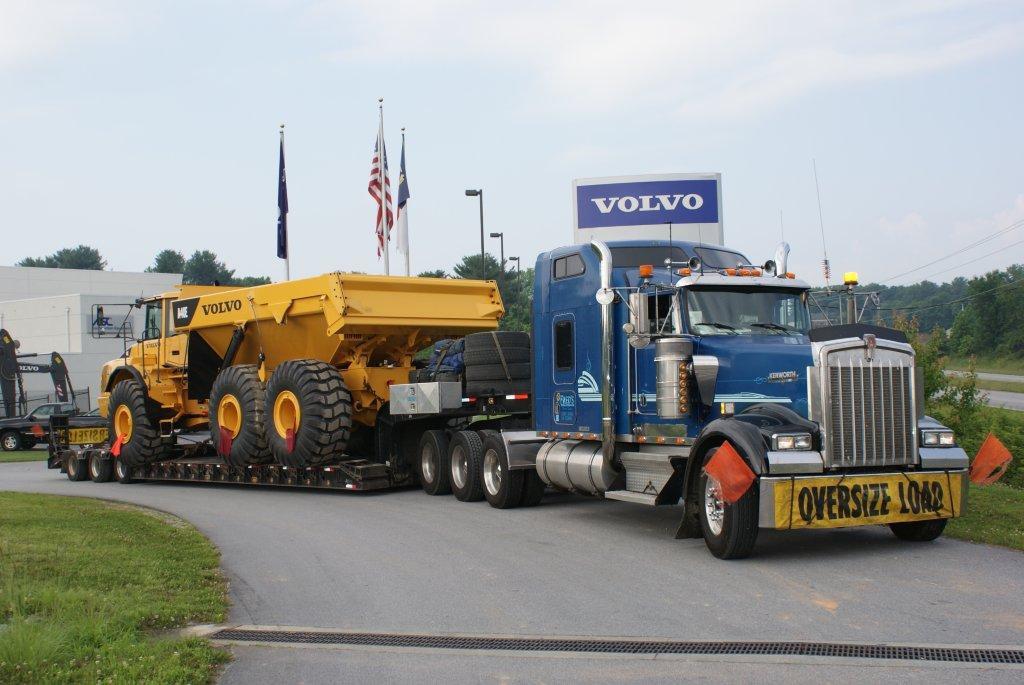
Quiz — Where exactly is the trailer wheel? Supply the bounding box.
[88,450,113,483]
[450,430,485,502]
[114,458,136,484]
[889,518,947,542]
[519,470,547,507]
[210,364,272,467]
[481,431,523,509]
[418,430,451,495]
[1,430,22,451]
[698,446,759,560]
[266,359,352,468]
[107,378,166,467]
[66,453,88,481]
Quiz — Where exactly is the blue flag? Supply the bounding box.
[395,132,410,256]
[277,136,288,260]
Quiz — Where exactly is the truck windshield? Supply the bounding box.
[685,287,810,335]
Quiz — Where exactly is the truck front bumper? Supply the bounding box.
[758,469,969,530]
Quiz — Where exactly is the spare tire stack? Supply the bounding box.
[463,331,531,397]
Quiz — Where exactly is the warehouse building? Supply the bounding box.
[0,265,182,412]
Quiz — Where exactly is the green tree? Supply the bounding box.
[146,249,186,274]
[183,251,234,285]
[18,245,106,270]
[417,269,448,279]
[451,253,531,332]
[452,253,503,281]
[232,276,272,287]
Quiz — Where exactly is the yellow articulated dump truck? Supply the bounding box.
[76,272,523,489]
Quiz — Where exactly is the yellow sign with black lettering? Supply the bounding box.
[68,427,109,445]
[773,472,964,529]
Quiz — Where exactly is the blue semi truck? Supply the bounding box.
[52,237,970,559]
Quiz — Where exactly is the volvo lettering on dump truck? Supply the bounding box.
[50,235,970,558]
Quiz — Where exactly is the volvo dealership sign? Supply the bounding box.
[572,173,723,245]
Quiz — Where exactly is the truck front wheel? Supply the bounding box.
[210,364,272,467]
[698,446,759,559]
[889,518,947,542]
[108,379,166,467]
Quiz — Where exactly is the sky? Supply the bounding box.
[2,0,1023,287]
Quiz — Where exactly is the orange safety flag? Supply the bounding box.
[218,427,233,457]
[704,440,756,503]
[970,433,1013,485]
[30,424,45,438]
[110,433,125,458]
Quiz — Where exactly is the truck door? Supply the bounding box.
[551,313,577,426]
[161,298,187,368]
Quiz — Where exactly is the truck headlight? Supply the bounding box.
[921,429,955,447]
[772,433,812,451]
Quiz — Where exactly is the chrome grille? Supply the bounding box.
[825,357,915,468]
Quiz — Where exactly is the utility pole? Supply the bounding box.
[465,189,485,279]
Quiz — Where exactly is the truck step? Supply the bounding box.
[603,490,658,506]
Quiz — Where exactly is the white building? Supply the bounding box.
[0,266,182,410]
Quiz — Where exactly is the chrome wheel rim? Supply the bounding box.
[89,457,99,478]
[115,460,127,479]
[452,445,467,489]
[2,434,16,450]
[483,449,502,496]
[704,476,725,536]
[421,443,436,484]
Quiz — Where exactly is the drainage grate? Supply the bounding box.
[211,629,1024,664]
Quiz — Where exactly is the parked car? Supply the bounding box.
[1,403,84,451]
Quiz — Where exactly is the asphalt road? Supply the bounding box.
[943,370,1024,411]
[3,461,1024,683]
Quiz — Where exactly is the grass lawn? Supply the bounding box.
[947,483,1024,552]
[946,355,1024,376]
[976,379,1024,394]
[0,492,228,683]
[0,450,48,464]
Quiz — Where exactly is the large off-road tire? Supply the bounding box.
[450,430,485,502]
[108,379,166,468]
[114,457,136,484]
[463,347,531,366]
[418,430,451,496]
[889,518,947,542]
[265,360,352,468]
[698,446,759,560]
[481,431,523,509]
[1,430,22,451]
[87,450,113,483]
[519,470,547,507]
[464,331,530,352]
[464,363,531,382]
[66,453,88,481]
[209,364,272,467]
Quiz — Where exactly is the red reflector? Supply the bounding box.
[513,393,529,400]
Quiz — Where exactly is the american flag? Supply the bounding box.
[368,122,393,258]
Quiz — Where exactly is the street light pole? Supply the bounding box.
[489,232,504,271]
[465,189,485,279]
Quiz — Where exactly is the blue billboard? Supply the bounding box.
[576,178,720,229]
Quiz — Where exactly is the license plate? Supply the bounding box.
[68,427,109,445]
[770,472,965,529]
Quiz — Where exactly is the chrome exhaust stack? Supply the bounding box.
[590,240,615,466]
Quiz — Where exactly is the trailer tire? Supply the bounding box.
[464,331,530,352]
[481,431,523,509]
[418,430,451,495]
[464,363,531,382]
[450,430,485,502]
[1,430,22,451]
[210,364,272,467]
[66,453,88,481]
[889,518,947,542]
[463,347,531,366]
[519,470,547,507]
[114,457,136,484]
[698,446,759,559]
[107,379,166,468]
[88,450,113,483]
[266,359,352,468]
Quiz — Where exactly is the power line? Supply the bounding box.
[910,237,1024,283]
[879,217,1024,283]
[876,277,1023,314]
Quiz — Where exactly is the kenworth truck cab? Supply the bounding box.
[531,239,970,558]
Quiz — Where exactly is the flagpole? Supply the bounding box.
[378,98,390,276]
[280,124,290,281]
[402,128,410,277]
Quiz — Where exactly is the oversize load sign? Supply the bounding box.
[68,426,109,445]
[576,179,719,229]
[771,472,964,529]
